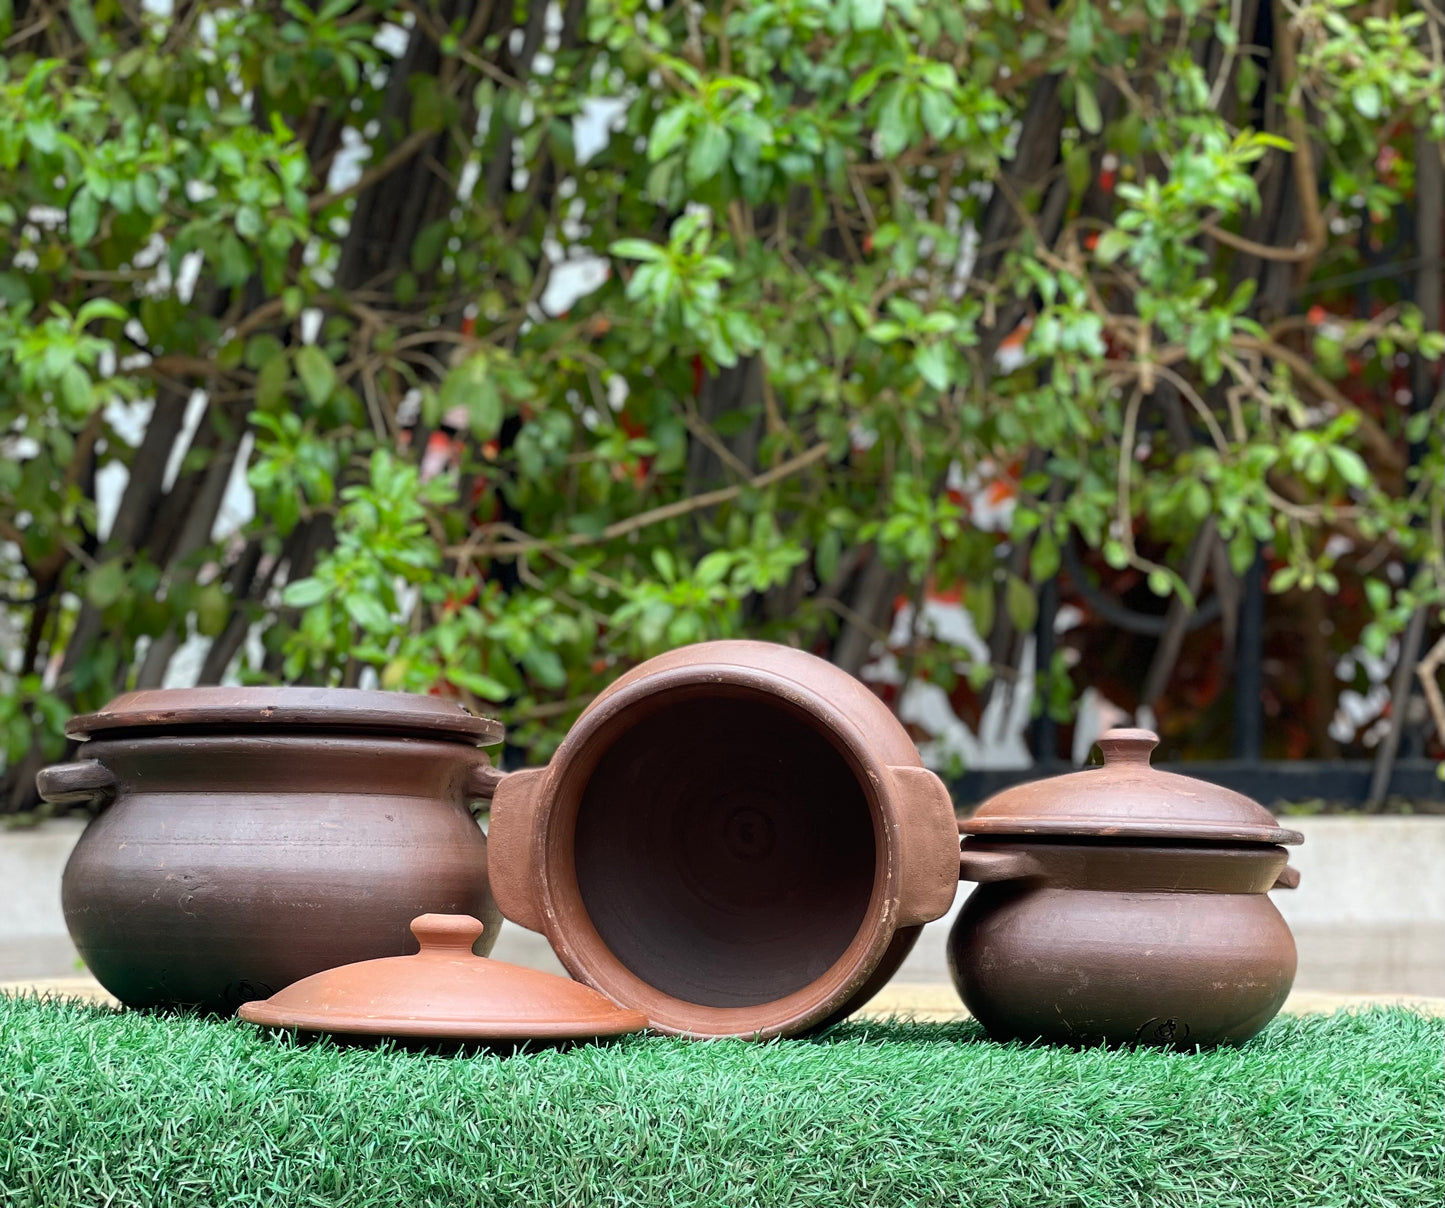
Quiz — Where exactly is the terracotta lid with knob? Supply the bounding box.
[960,728,1304,845]
[237,915,649,1041]
[66,686,503,745]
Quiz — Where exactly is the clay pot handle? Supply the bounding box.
[410,913,486,953]
[888,765,964,927]
[958,848,1043,884]
[1095,727,1159,767]
[35,760,117,809]
[486,765,548,934]
[464,760,506,802]
[1271,865,1301,890]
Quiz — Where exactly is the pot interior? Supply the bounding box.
[572,691,876,1008]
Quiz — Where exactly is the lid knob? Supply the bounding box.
[410,913,485,953]
[1095,727,1159,767]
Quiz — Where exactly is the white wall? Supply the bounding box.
[3,816,1441,994]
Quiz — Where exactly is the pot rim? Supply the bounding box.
[61,733,494,803]
[961,816,1304,845]
[66,686,502,745]
[527,660,912,1039]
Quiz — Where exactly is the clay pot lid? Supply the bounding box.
[237,915,649,1041]
[960,728,1303,845]
[66,686,502,745]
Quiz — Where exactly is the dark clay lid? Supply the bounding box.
[66,686,503,745]
[960,728,1303,845]
[237,915,649,1041]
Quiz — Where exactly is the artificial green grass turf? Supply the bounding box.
[0,998,1440,1208]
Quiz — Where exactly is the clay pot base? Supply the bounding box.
[574,694,876,1010]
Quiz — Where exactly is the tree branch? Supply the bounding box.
[455,441,832,559]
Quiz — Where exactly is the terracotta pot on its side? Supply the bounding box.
[948,729,1303,1048]
[487,640,961,1039]
[37,688,505,1012]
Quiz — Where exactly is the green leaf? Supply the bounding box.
[295,346,335,406]
[521,647,567,689]
[1075,81,1102,136]
[58,364,94,416]
[608,239,666,262]
[75,298,127,327]
[1093,229,1130,265]
[0,272,31,306]
[256,354,289,411]
[448,668,511,702]
[1351,83,1382,120]
[913,342,951,391]
[194,584,230,638]
[1005,573,1038,635]
[26,121,59,155]
[134,173,161,215]
[411,219,449,274]
[815,529,841,584]
[85,561,127,609]
[409,74,446,132]
[69,188,100,246]
[965,581,994,640]
[1327,446,1370,489]
[1030,531,1060,583]
[648,106,691,161]
[343,593,393,632]
[850,0,886,31]
[282,578,329,608]
[70,0,98,42]
[695,550,733,587]
[1064,145,1092,199]
[685,122,730,185]
[876,82,913,158]
[437,355,492,434]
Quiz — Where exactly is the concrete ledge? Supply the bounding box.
[897,815,1445,995]
[5,815,1443,993]
[5,977,1442,1025]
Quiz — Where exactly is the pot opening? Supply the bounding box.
[572,690,876,1009]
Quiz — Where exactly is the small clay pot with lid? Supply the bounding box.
[37,687,505,1012]
[948,729,1303,1048]
[487,640,960,1039]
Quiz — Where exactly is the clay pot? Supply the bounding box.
[487,640,959,1039]
[36,688,505,1012]
[948,729,1303,1048]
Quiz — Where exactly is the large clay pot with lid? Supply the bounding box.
[36,687,505,1012]
[487,640,960,1039]
[948,728,1303,1048]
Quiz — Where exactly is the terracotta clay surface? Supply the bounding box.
[950,839,1298,1047]
[960,728,1304,845]
[238,915,648,1041]
[37,689,504,1013]
[949,729,1303,1047]
[488,640,960,1039]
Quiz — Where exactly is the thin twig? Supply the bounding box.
[452,441,832,559]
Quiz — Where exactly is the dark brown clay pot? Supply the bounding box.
[948,729,1303,1048]
[487,640,960,1039]
[37,688,505,1013]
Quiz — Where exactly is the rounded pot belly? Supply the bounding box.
[948,884,1296,1048]
[62,791,498,1012]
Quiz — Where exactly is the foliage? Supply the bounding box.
[1,995,1442,1207]
[2,1,1445,804]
